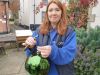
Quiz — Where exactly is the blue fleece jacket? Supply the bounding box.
[25,28,77,75]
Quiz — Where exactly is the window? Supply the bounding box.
[42,11,45,21]
[42,0,48,5]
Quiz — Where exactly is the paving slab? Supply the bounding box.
[0,48,27,75]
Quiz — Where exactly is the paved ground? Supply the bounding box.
[0,47,28,75]
[0,25,29,75]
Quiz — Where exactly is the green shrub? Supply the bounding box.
[75,26,100,75]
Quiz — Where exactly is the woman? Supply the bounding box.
[24,0,77,75]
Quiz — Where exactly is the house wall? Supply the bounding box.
[19,0,29,26]
[19,0,46,29]
[90,1,100,28]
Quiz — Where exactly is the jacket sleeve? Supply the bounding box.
[25,30,39,57]
[49,31,77,65]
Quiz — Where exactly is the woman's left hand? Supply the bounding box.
[37,45,52,58]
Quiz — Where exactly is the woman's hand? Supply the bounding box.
[37,45,52,58]
[22,37,36,48]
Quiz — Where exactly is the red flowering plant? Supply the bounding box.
[66,0,98,29]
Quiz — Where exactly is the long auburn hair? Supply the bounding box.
[39,0,67,35]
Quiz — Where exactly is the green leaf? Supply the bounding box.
[28,55,41,67]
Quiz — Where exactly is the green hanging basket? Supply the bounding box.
[25,55,50,75]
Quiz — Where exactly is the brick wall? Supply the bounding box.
[0,1,9,33]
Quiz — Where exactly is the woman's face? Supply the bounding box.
[47,3,62,25]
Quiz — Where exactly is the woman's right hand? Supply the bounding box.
[22,37,36,48]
